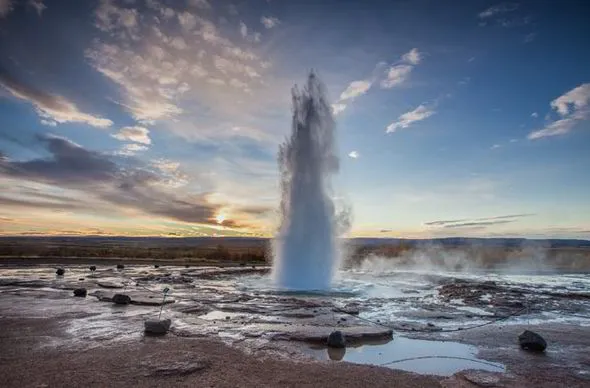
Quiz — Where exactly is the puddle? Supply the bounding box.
[304,336,505,376]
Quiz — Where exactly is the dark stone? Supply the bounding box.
[519,330,547,352]
[154,264,160,268]
[89,266,96,272]
[117,264,125,270]
[73,288,87,297]
[55,268,65,276]
[78,278,85,281]
[112,293,131,305]
[327,330,346,348]
[185,265,190,268]
[144,318,171,335]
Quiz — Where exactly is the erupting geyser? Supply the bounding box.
[272,72,341,290]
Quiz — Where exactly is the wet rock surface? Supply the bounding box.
[518,330,547,352]
[73,288,87,297]
[144,318,172,335]
[1,263,589,384]
[327,330,346,348]
[112,294,131,305]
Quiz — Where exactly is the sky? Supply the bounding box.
[0,0,589,239]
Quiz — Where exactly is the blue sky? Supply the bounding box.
[0,0,589,238]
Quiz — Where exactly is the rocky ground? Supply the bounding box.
[1,262,589,387]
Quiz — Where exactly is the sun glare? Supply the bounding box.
[216,213,226,224]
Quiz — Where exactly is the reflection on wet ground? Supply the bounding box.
[1,263,588,376]
[304,337,505,376]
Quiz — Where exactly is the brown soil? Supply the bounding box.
[0,316,442,388]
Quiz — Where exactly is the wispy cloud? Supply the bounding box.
[478,3,519,19]
[260,16,280,29]
[28,0,46,16]
[425,213,534,229]
[528,83,590,139]
[0,68,112,128]
[339,80,372,100]
[381,48,423,89]
[386,104,435,133]
[111,126,151,145]
[348,150,359,159]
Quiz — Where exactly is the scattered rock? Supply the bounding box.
[112,294,131,305]
[327,330,346,348]
[98,281,124,289]
[89,266,96,272]
[338,302,361,315]
[117,264,125,270]
[144,318,171,335]
[518,330,547,352]
[55,268,65,276]
[73,288,87,297]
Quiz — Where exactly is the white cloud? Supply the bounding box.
[401,48,422,65]
[0,0,13,17]
[260,16,280,29]
[380,65,413,89]
[348,150,359,159]
[40,119,57,127]
[339,80,372,100]
[239,22,248,38]
[380,48,423,89]
[170,36,187,50]
[386,104,435,133]
[550,83,590,116]
[112,126,151,144]
[531,112,538,118]
[118,143,149,156]
[332,103,347,115]
[478,3,518,19]
[528,83,590,140]
[178,12,197,32]
[490,144,501,150]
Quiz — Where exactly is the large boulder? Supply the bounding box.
[518,330,547,352]
[327,330,346,348]
[117,264,125,270]
[56,268,65,276]
[112,293,131,305]
[73,288,87,297]
[144,319,172,335]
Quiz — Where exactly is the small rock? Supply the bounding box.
[73,288,87,297]
[185,264,190,268]
[327,330,346,348]
[89,266,96,272]
[56,268,65,276]
[112,293,131,305]
[225,316,230,320]
[78,278,85,281]
[154,264,160,268]
[144,318,171,335]
[519,330,547,352]
[117,264,125,270]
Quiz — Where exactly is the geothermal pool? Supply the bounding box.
[1,264,589,376]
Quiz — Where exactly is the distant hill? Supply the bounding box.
[0,235,589,248]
